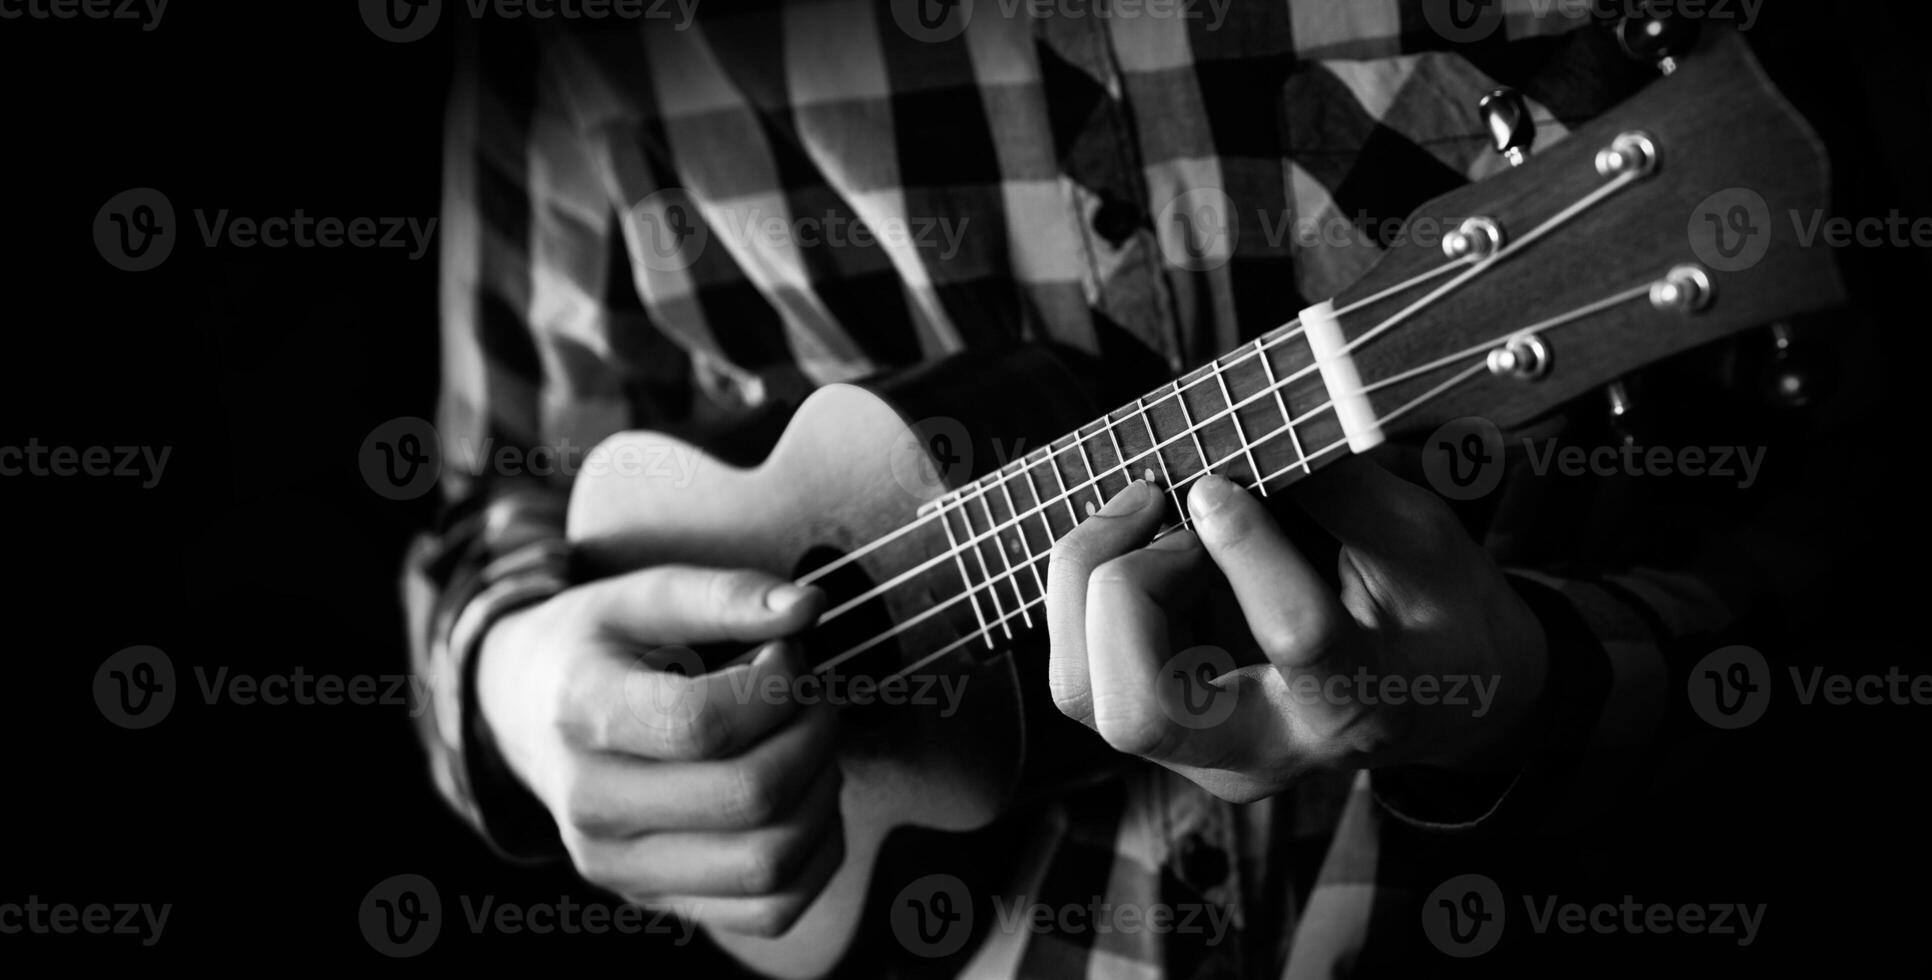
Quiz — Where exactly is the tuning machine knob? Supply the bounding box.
[1613,2,1701,75]
[1479,88,1536,168]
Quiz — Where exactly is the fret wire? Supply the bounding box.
[926,428,1360,669]
[996,475,1048,609]
[1099,413,1139,488]
[1072,430,1104,513]
[961,495,1013,640]
[1255,336,1311,475]
[1136,396,1190,529]
[1172,379,1214,477]
[1020,464,1061,551]
[1043,446,1083,527]
[1208,357,1266,497]
[974,482,1032,628]
[936,501,997,649]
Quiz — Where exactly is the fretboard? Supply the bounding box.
[924,321,1353,645]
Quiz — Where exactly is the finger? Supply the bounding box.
[573,761,843,897]
[1045,480,1166,723]
[1085,534,1252,767]
[1189,473,1353,671]
[585,564,827,645]
[570,641,807,761]
[644,823,847,939]
[557,701,839,835]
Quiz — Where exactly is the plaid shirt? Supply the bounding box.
[404,3,1821,975]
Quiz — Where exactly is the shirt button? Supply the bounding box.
[1091,196,1144,248]
[1174,834,1230,892]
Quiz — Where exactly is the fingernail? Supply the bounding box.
[1094,480,1154,518]
[766,583,818,613]
[1147,528,1200,552]
[1189,473,1237,516]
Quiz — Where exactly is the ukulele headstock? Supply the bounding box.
[1324,26,1843,439]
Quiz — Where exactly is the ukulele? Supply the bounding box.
[566,26,1841,978]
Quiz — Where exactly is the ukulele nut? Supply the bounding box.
[1487,334,1552,382]
[1595,131,1660,179]
[1442,217,1505,261]
[1650,264,1714,314]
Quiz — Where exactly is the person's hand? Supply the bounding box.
[476,566,840,937]
[1045,459,1549,803]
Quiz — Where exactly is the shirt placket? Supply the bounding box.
[1032,9,1186,373]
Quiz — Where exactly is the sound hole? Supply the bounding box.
[793,545,904,731]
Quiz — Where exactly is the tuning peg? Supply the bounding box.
[1756,322,1837,410]
[1605,379,1640,447]
[1479,89,1536,167]
[1613,3,1701,75]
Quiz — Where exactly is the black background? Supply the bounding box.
[4,0,1930,973]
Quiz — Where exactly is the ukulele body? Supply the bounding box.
[567,344,1111,978]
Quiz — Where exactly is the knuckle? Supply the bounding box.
[560,778,619,837]
[1086,554,1140,590]
[658,699,727,760]
[705,569,767,619]
[728,764,782,828]
[737,841,787,895]
[1260,609,1339,665]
